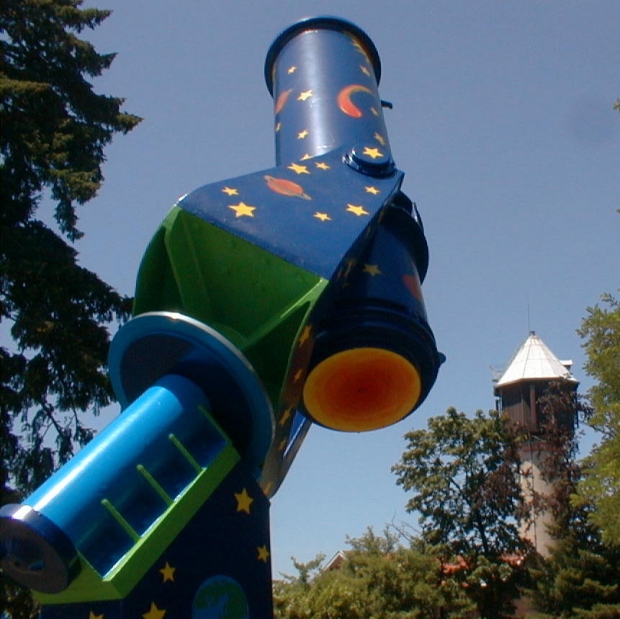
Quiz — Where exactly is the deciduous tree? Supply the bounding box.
[392,408,531,619]
[576,292,620,546]
[273,529,473,619]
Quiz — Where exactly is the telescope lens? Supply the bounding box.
[302,347,421,432]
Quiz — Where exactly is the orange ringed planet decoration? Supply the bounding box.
[337,84,375,118]
[264,175,311,200]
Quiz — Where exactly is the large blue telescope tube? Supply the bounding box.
[265,17,442,432]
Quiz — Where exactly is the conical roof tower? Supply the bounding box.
[494,332,578,556]
[494,331,578,434]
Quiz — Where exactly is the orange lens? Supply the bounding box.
[302,347,421,432]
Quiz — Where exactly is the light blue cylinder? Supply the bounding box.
[24,374,218,574]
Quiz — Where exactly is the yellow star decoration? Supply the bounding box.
[221,186,238,196]
[235,488,253,514]
[288,163,309,174]
[89,612,104,619]
[300,153,312,160]
[298,89,313,101]
[288,66,297,74]
[279,407,293,426]
[314,212,331,221]
[363,263,382,276]
[365,186,380,195]
[159,562,175,583]
[298,324,312,346]
[142,602,166,619]
[257,545,270,562]
[360,65,371,76]
[374,132,386,146]
[363,146,383,159]
[315,162,330,170]
[346,204,369,216]
[229,202,256,218]
[297,129,309,139]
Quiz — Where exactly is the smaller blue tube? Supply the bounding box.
[19,374,219,576]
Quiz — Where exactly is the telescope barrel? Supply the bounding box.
[0,17,443,617]
[266,17,392,167]
[0,374,236,594]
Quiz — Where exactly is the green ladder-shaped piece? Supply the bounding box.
[36,406,240,605]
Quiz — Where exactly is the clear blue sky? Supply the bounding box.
[77,0,619,577]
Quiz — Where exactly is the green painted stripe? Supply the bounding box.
[136,464,173,507]
[198,404,211,419]
[101,499,140,543]
[169,433,203,473]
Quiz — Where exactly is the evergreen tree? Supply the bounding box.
[528,505,620,619]
[526,383,620,618]
[1,1,140,616]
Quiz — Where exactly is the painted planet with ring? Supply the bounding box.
[192,575,249,618]
[264,175,311,200]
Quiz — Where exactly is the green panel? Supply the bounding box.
[133,206,328,406]
[244,292,323,405]
[133,220,184,315]
[135,208,323,342]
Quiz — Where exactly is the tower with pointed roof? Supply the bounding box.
[494,331,578,556]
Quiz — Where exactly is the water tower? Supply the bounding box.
[494,331,578,556]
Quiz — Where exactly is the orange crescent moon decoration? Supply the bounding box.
[264,175,311,200]
[275,88,293,114]
[337,84,375,118]
[402,274,423,302]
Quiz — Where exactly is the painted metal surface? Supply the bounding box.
[266,16,387,165]
[2,374,239,601]
[0,17,442,618]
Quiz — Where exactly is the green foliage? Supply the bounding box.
[1,1,140,616]
[532,381,591,530]
[392,408,530,618]
[0,0,141,489]
[577,292,620,546]
[523,379,620,618]
[273,529,474,619]
[527,501,620,619]
[393,408,528,558]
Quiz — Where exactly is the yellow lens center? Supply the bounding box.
[302,347,421,432]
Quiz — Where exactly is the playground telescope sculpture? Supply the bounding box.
[1,17,443,618]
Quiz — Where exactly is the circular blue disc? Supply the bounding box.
[108,312,274,470]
